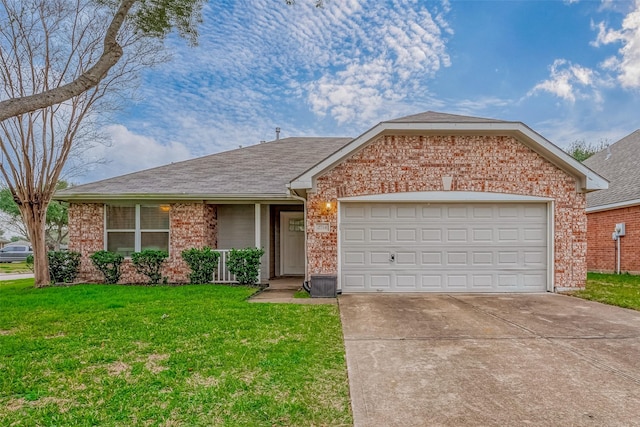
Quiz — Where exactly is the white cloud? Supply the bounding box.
[528,59,599,102]
[102,0,453,158]
[305,2,451,125]
[591,0,640,88]
[80,125,193,182]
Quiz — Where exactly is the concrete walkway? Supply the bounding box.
[248,277,337,305]
[339,293,640,426]
[0,272,34,281]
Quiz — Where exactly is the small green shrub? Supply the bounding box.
[181,247,220,284]
[48,251,81,284]
[131,249,169,285]
[227,247,265,286]
[25,254,34,272]
[90,250,124,284]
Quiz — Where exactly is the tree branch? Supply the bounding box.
[0,0,135,122]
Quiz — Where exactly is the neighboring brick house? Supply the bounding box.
[584,130,640,274]
[55,111,607,292]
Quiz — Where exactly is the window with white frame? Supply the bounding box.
[105,204,170,256]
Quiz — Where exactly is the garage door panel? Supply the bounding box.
[422,229,443,242]
[395,252,417,265]
[344,251,366,266]
[343,228,365,243]
[370,252,391,264]
[422,252,443,265]
[344,205,366,219]
[340,202,548,293]
[447,229,468,242]
[370,228,391,242]
[396,228,417,241]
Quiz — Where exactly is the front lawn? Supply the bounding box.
[0,261,31,274]
[0,280,352,426]
[571,272,640,310]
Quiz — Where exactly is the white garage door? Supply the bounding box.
[340,202,548,293]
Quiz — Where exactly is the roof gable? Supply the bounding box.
[289,111,607,193]
[584,130,640,210]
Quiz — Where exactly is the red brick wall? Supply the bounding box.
[306,134,587,290]
[68,203,104,282]
[68,202,218,283]
[587,206,640,273]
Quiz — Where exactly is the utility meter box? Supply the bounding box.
[615,223,626,237]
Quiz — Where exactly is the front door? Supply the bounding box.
[280,212,305,275]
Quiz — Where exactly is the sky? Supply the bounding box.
[80,0,640,184]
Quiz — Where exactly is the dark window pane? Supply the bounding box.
[107,232,135,257]
[141,232,169,252]
[107,206,135,229]
[140,205,170,230]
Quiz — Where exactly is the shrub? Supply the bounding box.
[48,251,81,284]
[227,247,265,286]
[181,247,220,284]
[131,249,169,285]
[90,250,124,284]
[25,254,34,272]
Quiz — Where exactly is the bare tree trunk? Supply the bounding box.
[19,203,49,287]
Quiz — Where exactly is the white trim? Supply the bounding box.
[548,201,555,292]
[337,201,342,292]
[586,198,640,213]
[289,121,608,192]
[288,189,309,281]
[134,205,141,252]
[338,191,554,203]
[254,203,261,248]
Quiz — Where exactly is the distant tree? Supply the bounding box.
[0,181,69,250]
[566,139,609,162]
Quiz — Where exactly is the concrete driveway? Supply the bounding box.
[339,294,640,426]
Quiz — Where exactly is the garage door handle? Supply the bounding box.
[390,254,395,262]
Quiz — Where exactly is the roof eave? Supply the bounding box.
[586,198,640,213]
[289,121,609,193]
[54,192,296,203]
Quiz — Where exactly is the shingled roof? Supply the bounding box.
[387,111,505,124]
[57,137,352,200]
[584,130,640,210]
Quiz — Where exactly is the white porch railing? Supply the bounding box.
[214,249,237,283]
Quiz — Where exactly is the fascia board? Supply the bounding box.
[53,193,295,203]
[586,199,640,213]
[339,191,553,203]
[289,121,609,192]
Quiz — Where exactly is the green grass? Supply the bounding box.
[570,272,640,310]
[293,289,310,299]
[0,279,352,426]
[0,262,31,274]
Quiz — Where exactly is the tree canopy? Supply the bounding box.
[565,139,608,162]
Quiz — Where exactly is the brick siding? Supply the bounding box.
[68,202,217,283]
[587,205,640,274]
[306,134,587,290]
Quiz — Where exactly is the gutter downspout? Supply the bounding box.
[287,187,308,285]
